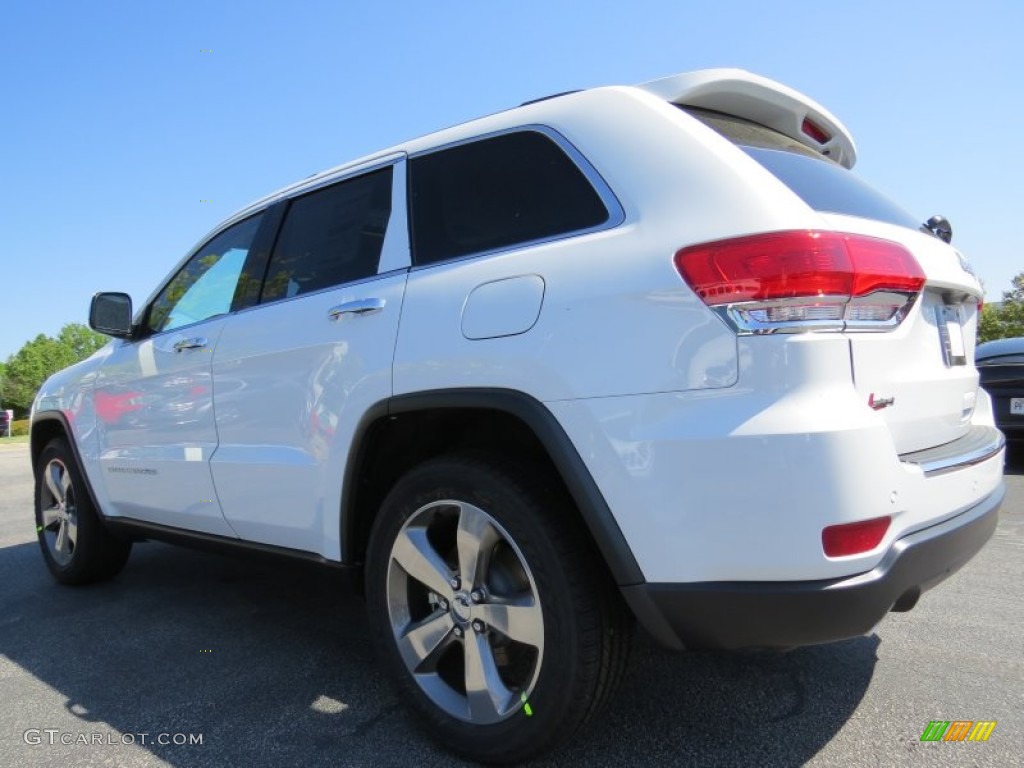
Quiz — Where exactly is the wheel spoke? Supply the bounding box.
[54,520,69,555]
[396,612,455,673]
[392,527,453,596]
[41,506,63,528]
[463,630,513,723]
[65,519,78,549]
[480,597,544,648]
[456,503,500,587]
[45,463,65,505]
[385,496,545,726]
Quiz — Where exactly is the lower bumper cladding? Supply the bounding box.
[621,484,1004,651]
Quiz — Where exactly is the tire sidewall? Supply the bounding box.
[365,456,592,762]
[34,438,123,583]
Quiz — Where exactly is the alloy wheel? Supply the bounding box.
[385,500,544,725]
[39,458,78,566]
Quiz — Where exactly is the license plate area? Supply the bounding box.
[935,304,966,367]
[1012,397,1024,416]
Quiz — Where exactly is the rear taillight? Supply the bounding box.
[674,230,925,334]
[822,516,891,557]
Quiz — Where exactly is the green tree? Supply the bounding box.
[1,323,107,415]
[978,271,1024,343]
[57,323,108,360]
[1006,272,1024,304]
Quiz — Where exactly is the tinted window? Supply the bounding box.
[262,167,393,302]
[743,146,921,230]
[409,131,609,265]
[682,106,921,231]
[685,107,824,159]
[147,214,263,334]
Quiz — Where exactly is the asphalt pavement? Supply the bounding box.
[0,441,1021,767]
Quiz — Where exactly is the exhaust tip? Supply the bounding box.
[891,587,921,613]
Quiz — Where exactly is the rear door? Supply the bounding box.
[209,156,409,556]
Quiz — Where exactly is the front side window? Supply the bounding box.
[261,167,393,303]
[409,131,609,265]
[147,214,263,334]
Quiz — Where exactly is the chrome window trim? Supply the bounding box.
[192,153,407,268]
[229,150,410,222]
[278,152,406,203]
[235,267,408,316]
[406,124,625,270]
[253,157,409,309]
[147,156,410,332]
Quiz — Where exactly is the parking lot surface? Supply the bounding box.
[0,441,1021,767]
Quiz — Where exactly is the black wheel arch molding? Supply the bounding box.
[31,410,105,515]
[341,388,645,586]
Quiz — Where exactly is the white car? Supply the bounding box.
[31,69,1004,764]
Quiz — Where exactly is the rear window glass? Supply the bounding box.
[742,147,921,230]
[683,106,921,231]
[409,131,609,265]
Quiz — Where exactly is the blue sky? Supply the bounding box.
[2,1,1021,359]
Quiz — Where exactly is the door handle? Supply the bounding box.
[173,337,208,352]
[328,298,386,320]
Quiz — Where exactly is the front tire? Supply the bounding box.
[35,438,131,584]
[365,454,631,764]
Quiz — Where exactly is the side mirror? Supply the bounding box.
[89,292,134,338]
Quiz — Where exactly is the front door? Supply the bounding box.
[94,214,263,535]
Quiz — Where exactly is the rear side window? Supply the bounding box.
[261,167,393,302]
[409,131,609,265]
[684,106,921,231]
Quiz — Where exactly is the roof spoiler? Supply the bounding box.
[637,68,857,169]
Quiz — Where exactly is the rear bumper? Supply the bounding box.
[899,425,1004,475]
[621,482,1003,651]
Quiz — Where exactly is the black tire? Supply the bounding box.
[365,453,632,764]
[35,437,131,584]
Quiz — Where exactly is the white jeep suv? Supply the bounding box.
[31,69,1004,764]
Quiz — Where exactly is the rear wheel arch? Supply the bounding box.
[340,389,644,586]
